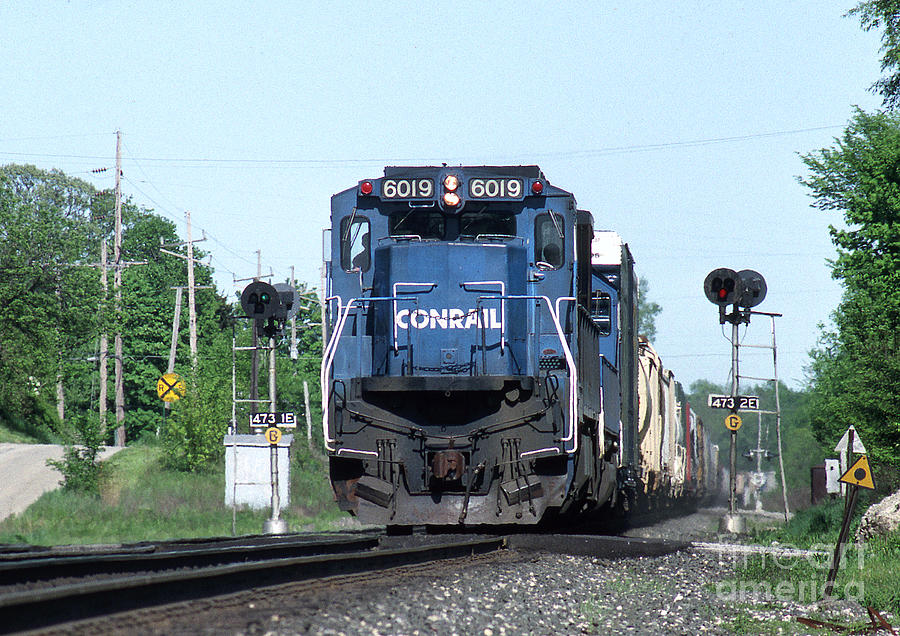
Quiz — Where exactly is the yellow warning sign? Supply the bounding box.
[264,427,282,445]
[156,373,186,402]
[725,414,742,431]
[839,455,875,490]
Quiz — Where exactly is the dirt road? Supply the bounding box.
[0,443,122,521]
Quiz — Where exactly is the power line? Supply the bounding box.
[116,153,282,282]
[0,124,845,167]
[0,132,114,143]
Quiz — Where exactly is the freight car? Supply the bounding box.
[321,166,716,527]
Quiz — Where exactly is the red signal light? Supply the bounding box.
[360,181,374,195]
[531,180,544,194]
[718,288,727,300]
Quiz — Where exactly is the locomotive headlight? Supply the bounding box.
[443,174,460,191]
[443,191,461,207]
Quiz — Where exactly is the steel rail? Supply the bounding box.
[0,534,380,586]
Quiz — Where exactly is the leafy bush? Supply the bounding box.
[46,413,107,494]
[162,372,229,472]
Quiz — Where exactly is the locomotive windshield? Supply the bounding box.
[389,209,445,239]
[458,208,516,239]
[388,205,517,241]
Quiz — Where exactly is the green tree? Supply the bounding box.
[0,164,230,448]
[0,165,101,439]
[637,276,662,341]
[850,1,900,108]
[800,109,900,467]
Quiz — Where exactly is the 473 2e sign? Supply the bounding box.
[707,394,760,411]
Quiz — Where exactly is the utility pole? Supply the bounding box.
[99,238,108,435]
[186,210,199,369]
[160,210,207,372]
[107,130,148,446]
[113,130,125,447]
[290,266,298,361]
[167,287,183,376]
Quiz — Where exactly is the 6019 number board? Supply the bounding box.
[468,178,523,199]
[382,178,434,199]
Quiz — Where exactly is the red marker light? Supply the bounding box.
[360,181,374,195]
[531,180,544,194]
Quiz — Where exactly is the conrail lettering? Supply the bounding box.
[395,308,502,330]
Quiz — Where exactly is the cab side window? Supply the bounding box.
[590,291,612,336]
[534,213,565,269]
[340,216,370,272]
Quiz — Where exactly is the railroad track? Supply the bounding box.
[0,532,688,634]
[0,533,505,634]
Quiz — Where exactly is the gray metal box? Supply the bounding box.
[224,434,292,509]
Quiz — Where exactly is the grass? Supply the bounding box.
[726,498,900,617]
[0,426,40,444]
[0,440,348,546]
[720,605,799,635]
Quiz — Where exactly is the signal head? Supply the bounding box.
[240,281,281,319]
[737,269,767,308]
[703,268,741,306]
[273,282,301,320]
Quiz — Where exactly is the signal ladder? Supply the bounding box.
[734,310,790,522]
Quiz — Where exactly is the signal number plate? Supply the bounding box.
[469,178,523,199]
[249,412,296,428]
[382,178,434,199]
[707,394,760,410]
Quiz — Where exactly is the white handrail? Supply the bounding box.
[461,280,506,352]
[320,294,419,451]
[321,299,359,451]
[391,282,437,352]
[505,295,579,455]
[322,292,582,457]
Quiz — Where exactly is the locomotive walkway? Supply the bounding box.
[0,443,122,522]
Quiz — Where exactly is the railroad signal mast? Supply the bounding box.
[234,279,301,535]
[703,268,770,534]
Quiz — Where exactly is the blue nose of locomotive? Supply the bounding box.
[372,239,527,377]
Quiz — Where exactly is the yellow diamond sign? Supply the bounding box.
[157,373,186,402]
[839,455,875,490]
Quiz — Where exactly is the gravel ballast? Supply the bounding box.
[212,547,875,635]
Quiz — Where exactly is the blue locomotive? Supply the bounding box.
[322,166,713,527]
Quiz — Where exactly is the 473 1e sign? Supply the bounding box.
[707,394,760,411]
[248,412,296,428]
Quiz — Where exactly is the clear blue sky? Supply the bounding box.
[0,1,885,389]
